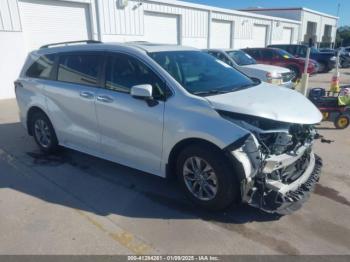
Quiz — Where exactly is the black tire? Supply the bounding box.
[318,62,327,73]
[176,144,239,211]
[287,65,300,81]
[334,114,350,129]
[30,111,59,153]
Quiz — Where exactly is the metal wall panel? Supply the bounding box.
[0,0,21,31]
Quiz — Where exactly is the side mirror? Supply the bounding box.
[131,84,153,99]
[130,84,158,107]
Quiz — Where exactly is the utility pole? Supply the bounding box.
[335,3,340,47]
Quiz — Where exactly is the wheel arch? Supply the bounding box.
[166,138,245,183]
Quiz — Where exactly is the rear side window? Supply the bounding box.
[57,54,101,86]
[26,54,55,79]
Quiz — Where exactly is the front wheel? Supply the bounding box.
[176,145,239,210]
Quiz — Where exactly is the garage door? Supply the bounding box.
[210,20,232,49]
[144,13,179,44]
[282,27,293,44]
[19,0,92,51]
[252,25,267,48]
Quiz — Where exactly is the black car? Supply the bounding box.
[268,44,337,73]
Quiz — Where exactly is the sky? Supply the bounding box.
[183,0,350,26]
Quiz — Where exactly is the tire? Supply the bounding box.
[334,114,350,129]
[318,62,327,73]
[287,66,300,81]
[30,111,59,153]
[176,144,239,211]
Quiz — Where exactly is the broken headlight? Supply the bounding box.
[218,110,316,156]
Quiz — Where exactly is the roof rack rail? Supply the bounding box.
[40,40,102,49]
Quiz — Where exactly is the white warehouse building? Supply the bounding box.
[0,0,336,100]
[240,7,338,47]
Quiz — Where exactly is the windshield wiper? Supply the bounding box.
[192,89,230,96]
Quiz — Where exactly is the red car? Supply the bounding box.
[242,47,318,79]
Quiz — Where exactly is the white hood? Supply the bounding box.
[206,82,322,124]
[242,64,290,73]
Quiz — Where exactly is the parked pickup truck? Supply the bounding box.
[268,44,336,73]
[205,49,294,88]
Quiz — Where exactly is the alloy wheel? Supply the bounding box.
[182,156,218,201]
[34,119,52,148]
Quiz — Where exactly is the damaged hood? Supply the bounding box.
[205,82,322,124]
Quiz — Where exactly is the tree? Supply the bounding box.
[336,26,350,47]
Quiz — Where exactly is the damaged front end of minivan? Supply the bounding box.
[221,111,323,215]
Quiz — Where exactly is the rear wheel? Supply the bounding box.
[176,145,239,210]
[334,114,350,129]
[30,111,59,153]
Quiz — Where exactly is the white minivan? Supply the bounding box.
[15,41,322,215]
[206,49,295,87]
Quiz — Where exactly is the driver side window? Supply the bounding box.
[105,53,165,99]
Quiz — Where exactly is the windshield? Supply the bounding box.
[226,50,256,66]
[276,49,295,59]
[148,51,256,96]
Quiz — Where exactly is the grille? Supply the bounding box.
[282,72,294,83]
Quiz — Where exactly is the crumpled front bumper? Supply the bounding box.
[230,135,322,215]
[250,153,322,215]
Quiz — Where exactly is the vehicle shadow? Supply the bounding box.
[0,122,281,225]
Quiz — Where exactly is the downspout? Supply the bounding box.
[269,20,273,46]
[298,10,304,44]
[95,0,103,41]
[207,10,212,48]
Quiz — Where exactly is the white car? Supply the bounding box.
[15,41,322,214]
[206,49,295,88]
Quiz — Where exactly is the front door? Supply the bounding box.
[95,52,166,174]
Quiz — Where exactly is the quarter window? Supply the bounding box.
[57,54,100,86]
[26,54,55,79]
[105,53,165,99]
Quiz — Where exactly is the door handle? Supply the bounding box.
[80,91,94,99]
[96,95,113,103]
